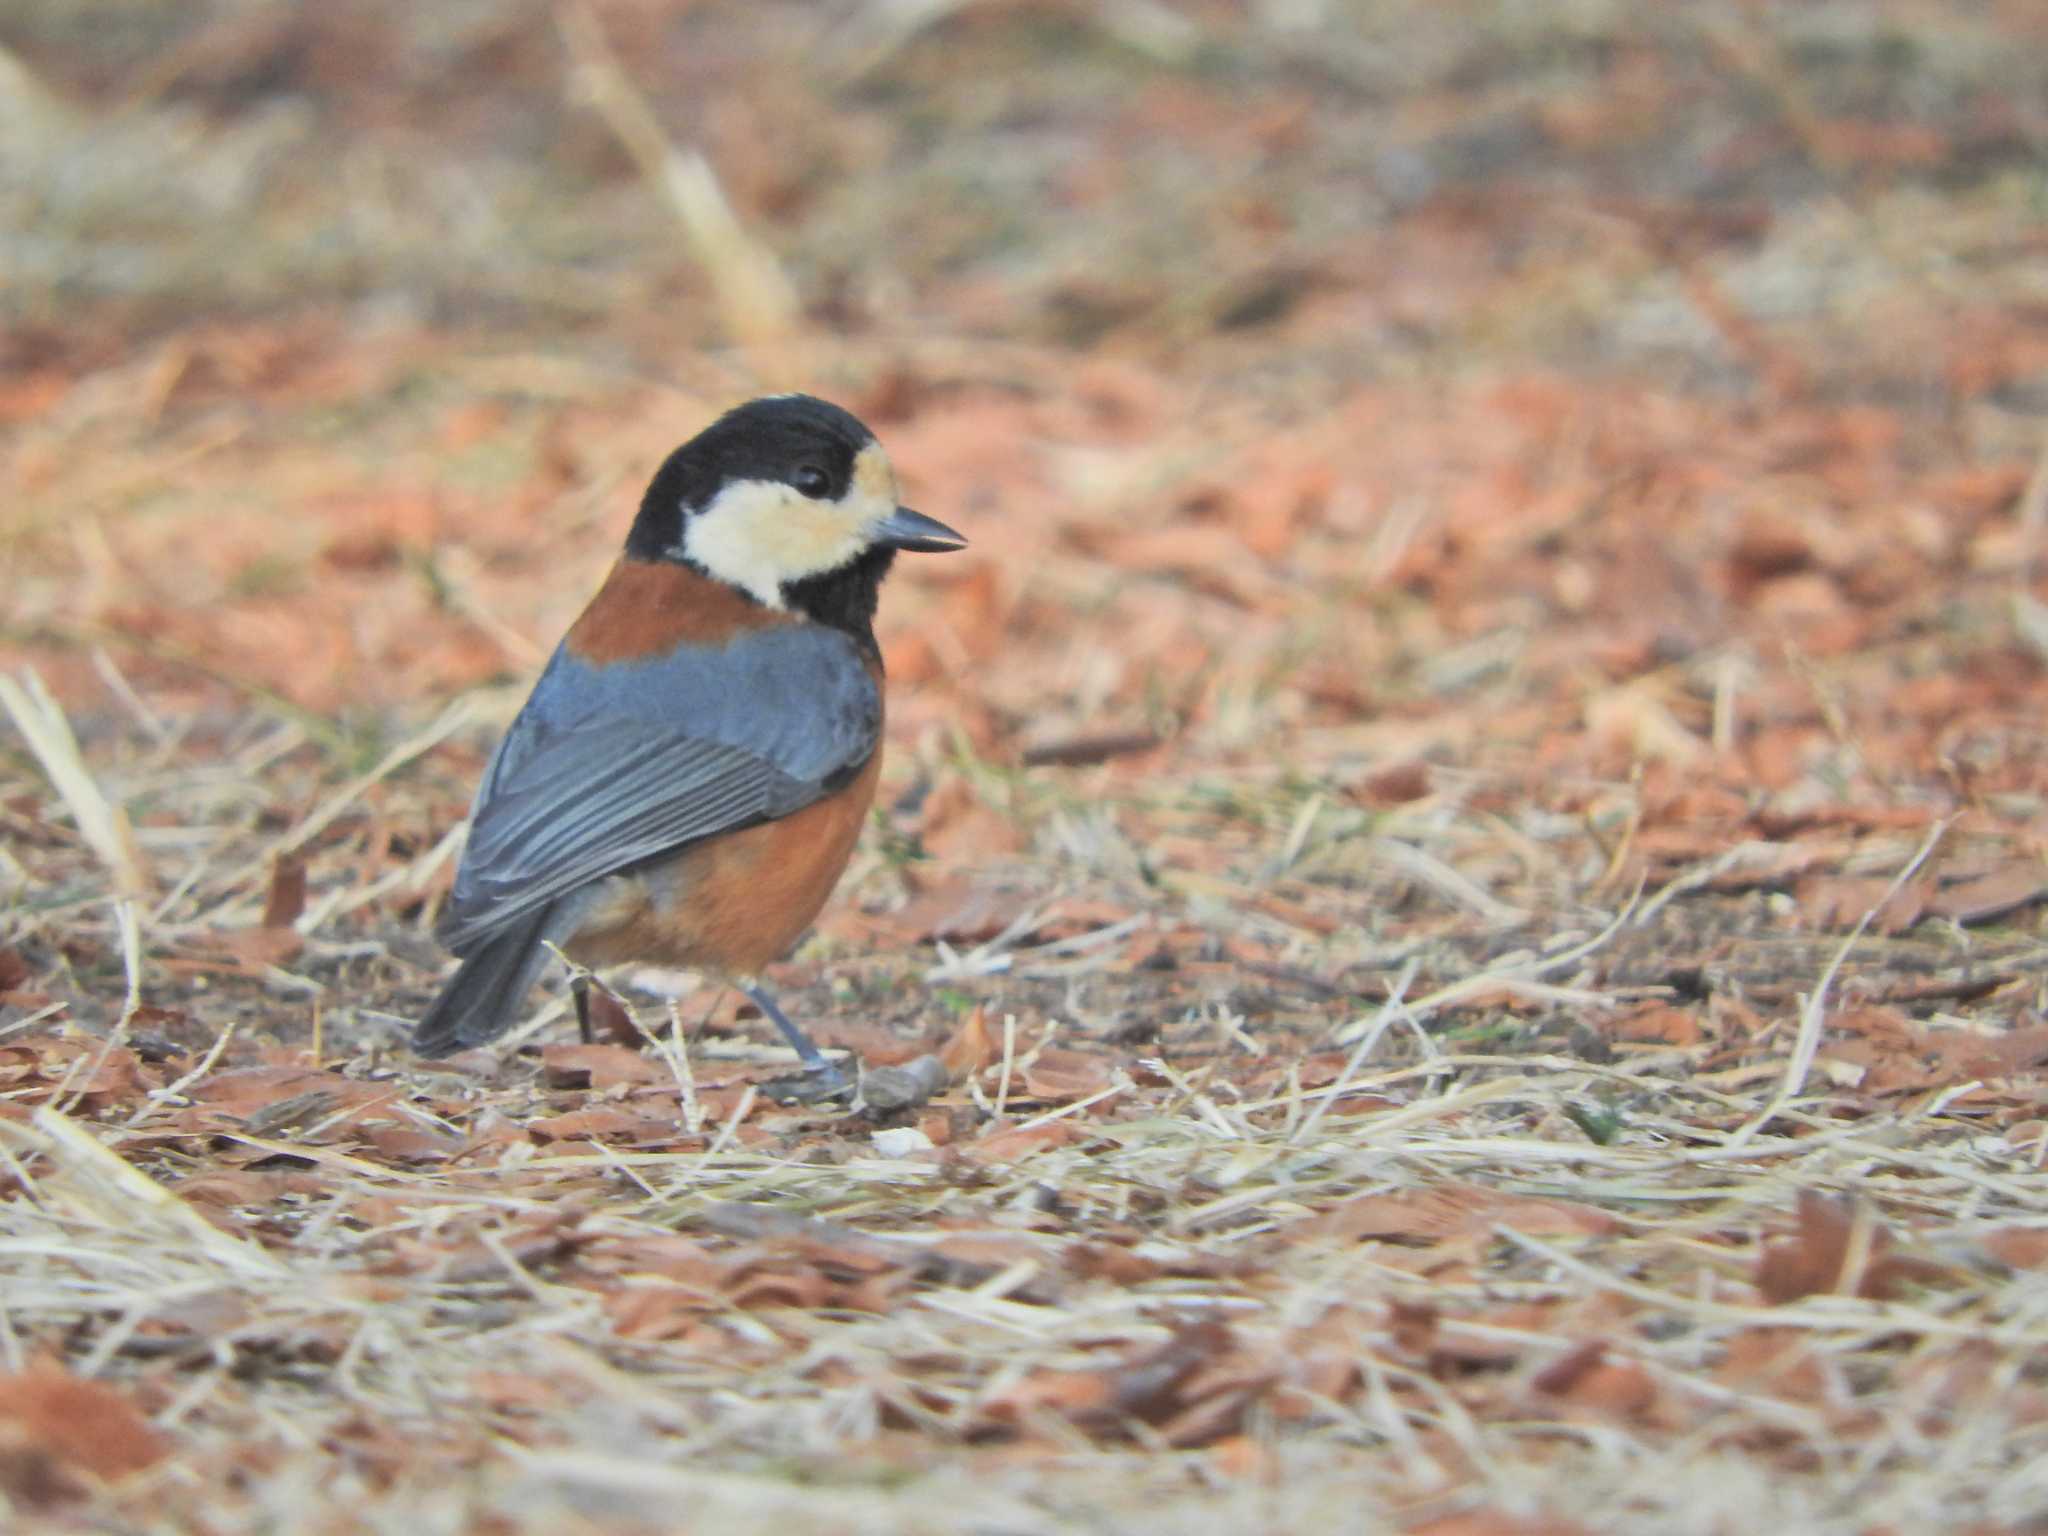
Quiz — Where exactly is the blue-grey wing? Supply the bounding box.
[438,624,881,953]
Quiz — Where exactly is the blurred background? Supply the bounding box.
[4,0,2046,789]
[5,11,2048,1524]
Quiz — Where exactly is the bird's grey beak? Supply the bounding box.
[871,506,967,553]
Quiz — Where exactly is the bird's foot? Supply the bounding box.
[739,982,854,1104]
[758,1059,856,1105]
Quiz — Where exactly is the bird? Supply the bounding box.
[413,394,965,1097]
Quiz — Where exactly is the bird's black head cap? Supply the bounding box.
[625,394,876,562]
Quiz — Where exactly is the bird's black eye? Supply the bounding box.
[791,464,831,498]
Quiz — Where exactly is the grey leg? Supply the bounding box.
[572,973,592,1043]
[741,983,852,1100]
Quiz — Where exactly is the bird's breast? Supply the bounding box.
[565,742,883,978]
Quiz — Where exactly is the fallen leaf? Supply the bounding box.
[0,1363,168,1503]
[1608,1004,1703,1046]
[1020,1047,1116,1102]
[468,1369,567,1415]
[981,1321,1235,1431]
[608,1284,709,1341]
[1979,1227,2048,1271]
[363,1124,465,1162]
[188,1066,369,1121]
[1306,1185,1616,1245]
[1930,867,2048,926]
[965,1119,1085,1164]
[1349,761,1433,806]
[1755,1190,1945,1303]
[1065,1242,1163,1286]
[1531,1340,1660,1419]
[938,1003,995,1077]
[261,854,307,929]
[1386,1299,1439,1357]
[1205,1433,1275,1481]
[1795,873,1930,933]
[1714,1328,1831,1403]
[889,881,1036,943]
[540,1043,668,1090]
[186,926,305,970]
[528,1107,683,1144]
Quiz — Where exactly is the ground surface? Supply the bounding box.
[4,3,2048,1532]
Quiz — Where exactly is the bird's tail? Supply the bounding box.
[413,902,563,1057]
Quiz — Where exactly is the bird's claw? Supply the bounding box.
[759,1061,856,1105]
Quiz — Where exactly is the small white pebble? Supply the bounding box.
[869,1126,936,1158]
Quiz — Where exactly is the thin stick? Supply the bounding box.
[995,1013,1018,1119]
[1731,818,1949,1147]
[662,1001,704,1138]
[55,899,144,1117]
[125,1023,237,1128]
[0,667,150,895]
[1295,959,1419,1144]
[558,2,799,347]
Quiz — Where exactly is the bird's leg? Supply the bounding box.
[571,972,593,1043]
[740,982,852,1102]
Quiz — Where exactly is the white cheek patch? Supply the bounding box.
[678,454,899,607]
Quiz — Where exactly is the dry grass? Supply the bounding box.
[5,2,2048,1532]
[6,660,2048,1531]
